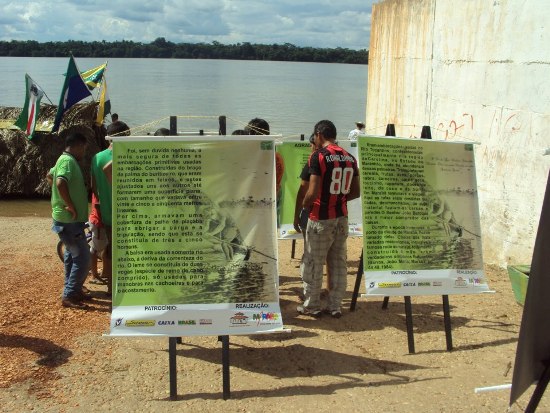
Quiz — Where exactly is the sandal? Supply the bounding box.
[89,273,107,285]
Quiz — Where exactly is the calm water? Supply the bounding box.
[0,57,368,137]
[0,199,52,217]
[0,57,367,216]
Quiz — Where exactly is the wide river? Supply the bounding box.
[0,57,368,138]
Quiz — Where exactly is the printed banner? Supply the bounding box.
[341,140,363,237]
[276,140,363,239]
[359,136,490,296]
[110,137,283,336]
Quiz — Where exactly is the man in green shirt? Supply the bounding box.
[47,132,90,309]
[91,114,129,294]
[91,144,113,294]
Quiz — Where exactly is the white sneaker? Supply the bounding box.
[296,305,322,317]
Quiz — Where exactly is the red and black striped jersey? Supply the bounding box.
[308,143,358,221]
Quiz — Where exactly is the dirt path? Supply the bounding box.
[0,216,548,412]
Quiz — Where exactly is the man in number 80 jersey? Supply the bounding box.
[298,120,360,318]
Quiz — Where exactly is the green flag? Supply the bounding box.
[52,56,92,133]
[14,74,44,140]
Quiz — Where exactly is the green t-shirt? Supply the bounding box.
[91,148,113,226]
[51,152,88,223]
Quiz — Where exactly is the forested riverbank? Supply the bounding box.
[0,38,368,64]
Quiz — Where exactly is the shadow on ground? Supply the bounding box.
[0,333,72,367]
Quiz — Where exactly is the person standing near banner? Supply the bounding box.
[47,132,91,309]
[348,121,365,141]
[245,118,285,225]
[294,133,331,300]
[88,192,108,284]
[298,120,360,318]
[294,134,317,236]
[91,143,114,294]
[106,113,130,136]
[91,118,130,294]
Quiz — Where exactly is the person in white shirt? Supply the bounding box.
[348,121,365,141]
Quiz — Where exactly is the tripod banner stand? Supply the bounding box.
[108,136,284,337]
[357,135,490,297]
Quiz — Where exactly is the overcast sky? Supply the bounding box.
[0,0,375,50]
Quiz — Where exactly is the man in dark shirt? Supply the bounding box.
[298,120,360,318]
[106,113,130,136]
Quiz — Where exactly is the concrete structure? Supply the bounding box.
[366,0,550,266]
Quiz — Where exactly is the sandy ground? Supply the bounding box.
[0,215,549,412]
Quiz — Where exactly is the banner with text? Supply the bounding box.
[110,137,283,336]
[276,140,363,239]
[359,136,489,296]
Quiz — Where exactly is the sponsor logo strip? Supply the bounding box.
[125,320,155,327]
[378,282,402,288]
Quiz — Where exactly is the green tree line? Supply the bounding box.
[0,38,368,64]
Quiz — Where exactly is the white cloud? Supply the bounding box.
[1,2,46,28]
[99,18,132,39]
[0,0,375,49]
[276,15,295,28]
[21,3,45,23]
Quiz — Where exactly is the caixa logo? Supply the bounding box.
[114,318,123,327]
[157,320,176,326]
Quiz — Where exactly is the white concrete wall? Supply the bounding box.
[366,0,550,266]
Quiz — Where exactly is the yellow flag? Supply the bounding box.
[95,76,111,126]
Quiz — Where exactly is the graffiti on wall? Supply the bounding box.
[436,113,475,140]
[435,109,525,142]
